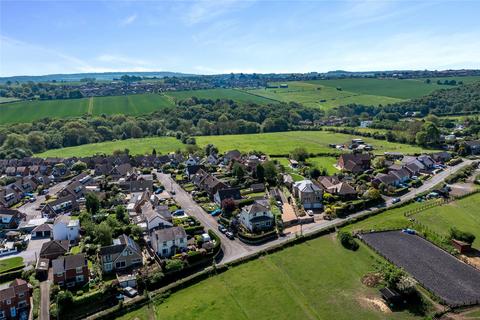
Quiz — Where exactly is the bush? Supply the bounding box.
[165,259,185,273]
[337,231,359,251]
[449,227,476,244]
[238,198,255,208]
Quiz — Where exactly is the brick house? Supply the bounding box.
[52,253,89,288]
[0,279,31,320]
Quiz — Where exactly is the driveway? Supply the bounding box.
[0,238,50,265]
[39,280,50,320]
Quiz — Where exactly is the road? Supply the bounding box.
[18,178,73,220]
[159,160,473,264]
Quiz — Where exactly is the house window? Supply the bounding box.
[6,299,11,305]
[115,261,126,269]
[58,281,64,287]
[0,310,5,319]
[18,292,24,298]
[9,307,16,317]
[76,275,84,283]
[76,267,83,274]
[179,238,184,243]
[56,272,63,277]
[162,248,169,256]
[18,300,27,308]
[129,250,133,255]
[122,250,128,256]
[162,241,167,246]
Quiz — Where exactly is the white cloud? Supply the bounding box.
[120,13,137,26]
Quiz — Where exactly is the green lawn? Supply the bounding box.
[36,137,185,157]
[117,236,422,320]
[410,193,480,247]
[195,131,434,155]
[343,193,480,248]
[91,94,174,116]
[36,131,435,158]
[0,257,24,274]
[246,81,403,109]
[306,156,340,175]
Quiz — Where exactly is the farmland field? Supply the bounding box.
[0,93,175,124]
[117,236,423,320]
[246,81,404,109]
[36,131,436,158]
[360,231,480,306]
[167,88,275,104]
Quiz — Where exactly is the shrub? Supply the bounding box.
[165,259,185,273]
[449,227,476,244]
[337,231,359,251]
[238,198,254,208]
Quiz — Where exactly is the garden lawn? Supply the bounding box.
[36,131,435,158]
[117,236,422,320]
[306,156,339,175]
[36,137,184,158]
[0,257,24,274]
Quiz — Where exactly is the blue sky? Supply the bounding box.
[1,0,479,76]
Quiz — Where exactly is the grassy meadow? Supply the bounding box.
[246,81,404,109]
[167,88,274,104]
[343,193,480,248]
[36,131,435,158]
[117,236,423,320]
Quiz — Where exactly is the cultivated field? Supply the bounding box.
[117,236,422,320]
[360,231,480,306]
[36,131,436,158]
[0,93,175,124]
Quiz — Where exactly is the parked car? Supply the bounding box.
[392,198,401,204]
[155,188,163,194]
[218,225,227,234]
[170,190,176,195]
[41,189,49,195]
[211,208,222,216]
[116,294,124,301]
[123,287,138,298]
[307,210,314,216]
[172,209,185,217]
[225,231,235,240]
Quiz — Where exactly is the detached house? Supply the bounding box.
[59,181,85,199]
[337,153,371,173]
[293,180,323,209]
[151,226,187,258]
[52,253,89,288]
[214,188,242,205]
[0,279,31,320]
[0,209,26,229]
[239,201,274,233]
[98,234,143,273]
[41,195,78,217]
[318,176,356,199]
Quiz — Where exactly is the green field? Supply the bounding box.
[343,193,480,248]
[246,81,404,109]
[0,93,175,124]
[0,90,273,124]
[36,137,184,158]
[117,236,422,320]
[0,257,24,274]
[36,131,435,158]
[168,88,274,104]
